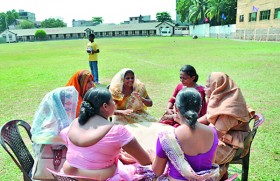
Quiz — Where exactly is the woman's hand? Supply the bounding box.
[122,109,133,115]
[165,108,174,115]
[119,149,136,164]
[114,109,133,115]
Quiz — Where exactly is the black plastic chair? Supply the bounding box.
[230,113,265,181]
[0,120,34,181]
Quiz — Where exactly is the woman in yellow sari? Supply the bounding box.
[109,68,157,124]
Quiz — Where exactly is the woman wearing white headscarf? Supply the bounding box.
[31,86,78,159]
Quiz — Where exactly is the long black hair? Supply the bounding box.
[175,88,202,129]
[78,87,111,125]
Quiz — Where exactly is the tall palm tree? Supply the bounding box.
[205,0,225,25]
[205,0,237,25]
[188,0,207,25]
[176,0,193,23]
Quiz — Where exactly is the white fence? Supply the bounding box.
[189,24,236,39]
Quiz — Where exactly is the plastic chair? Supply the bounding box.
[225,173,238,181]
[230,113,265,181]
[47,168,97,181]
[0,120,34,181]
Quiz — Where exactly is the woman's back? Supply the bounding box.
[175,124,218,171]
[61,120,133,170]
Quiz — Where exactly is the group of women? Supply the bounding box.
[31,65,255,181]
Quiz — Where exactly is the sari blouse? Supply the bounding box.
[156,128,218,180]
[60,125,134,169]
[168,83,207,117]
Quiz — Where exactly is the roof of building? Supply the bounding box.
[9,27,88,36]
[7,21,175,36]
[91,22,162,32]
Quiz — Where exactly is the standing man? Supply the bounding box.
[86,33,100,84]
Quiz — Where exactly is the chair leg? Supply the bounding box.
[242,151,250,181]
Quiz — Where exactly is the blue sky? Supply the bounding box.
[0,0,176,26]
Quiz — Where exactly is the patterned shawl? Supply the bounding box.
[159,130,220,181]
[109,68,147,112]
[31,86,78,158]
[66,70,94,117]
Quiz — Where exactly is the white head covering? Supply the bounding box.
[31,86,78,144]
[109,68,143,101]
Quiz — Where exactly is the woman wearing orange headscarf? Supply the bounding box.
[66,70,95,117]
[198,72,255,180]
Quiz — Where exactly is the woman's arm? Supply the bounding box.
[142,95,153,107]
[166,102,174,115]
[152,155,167,176]
[147,149,167,176]
[122,138,152,165]
[114,109,133,115]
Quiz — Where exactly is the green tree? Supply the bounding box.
[176,0,193,23]
[188,0,207,25]
[92,17,103,25]
[41,18,66,28]
[156,12,172,22]
[205,0,237,25]
[35,30,47,40]
[20,20,35,29]
[0,10,19,32]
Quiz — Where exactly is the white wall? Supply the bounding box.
[189,24,210,37]
[189,24,236,38]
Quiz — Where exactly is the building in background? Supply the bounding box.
[236,0,280,41]
[72,19,97,27]
[18,9,36,23]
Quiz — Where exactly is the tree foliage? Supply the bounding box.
[20,20,35,29]
[156,12,172,22]
[41,18,66,28]
[0,10,19,32]
[92,17,103,25]
[35,30,47,40]
[176,0,237,25]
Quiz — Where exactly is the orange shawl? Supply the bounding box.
[66,70,94,117]
[207,72,250,125]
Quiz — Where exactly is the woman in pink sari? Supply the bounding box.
[60,87,152,180]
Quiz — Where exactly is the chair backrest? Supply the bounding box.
[47,168,96,181]
[232,113,265,160]
[230,113,264,181]
[0,120,34,181]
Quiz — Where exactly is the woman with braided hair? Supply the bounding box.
[149,88,219,180]
[60,87,152,180]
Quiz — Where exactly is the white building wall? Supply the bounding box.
[189,24,210,37]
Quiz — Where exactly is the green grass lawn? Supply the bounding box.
[0,37,279,180]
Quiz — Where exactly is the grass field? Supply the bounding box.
[0,37,279,180]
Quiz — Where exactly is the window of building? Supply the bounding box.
[275,8,280,19]
[249,12,257,22]
[239,15,244,22]
[260,10,270,20]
